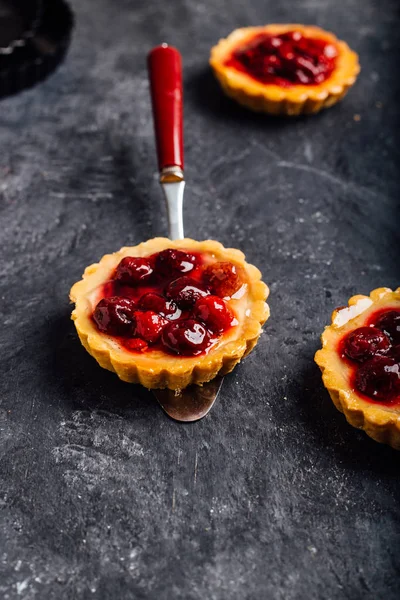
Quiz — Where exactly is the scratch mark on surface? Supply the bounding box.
[251,139,282,161]
[304,141,313,163]
[276,161,381,200]
[210,147,253,176]
[172,488,176,512]
[177,449,181,466]
[194,452,198,485]
[277,161,348,188]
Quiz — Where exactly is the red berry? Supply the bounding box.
[229,31,336,86]
[293,55,319,78]
[165,276,209,308]
[375,310,400,345]
[280,30,302,43]
[203,262,241,298]
[355,356,400,402]
[194,295,236,334]
[264,54,280,67]
[124,338,148,352]
[278,42,295,62]
[101,281,117,298]
[132,311,168,344]
[155,249,198,277]
[259,36,282,53]
[161,319,211,355]
[115,257,153,285]
[269,36,283,49]
[342,327,391,362]
[93,297,136,336]
[296,38,316,58]
[139,292,180,319]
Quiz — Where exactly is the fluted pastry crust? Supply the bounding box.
[210,24,360,116]
[70,238,270,390]
[315,288,400,450]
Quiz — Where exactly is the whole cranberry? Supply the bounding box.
[155,249,198,277]
[93,297,136,336]
[375,310,400,345]
[203,262,241,298]
[115,257,153,285]
[165,276,209,308]
[132,310,168,344]
[342,327,391,362]
[280,30,302,43]
[161,319,211,355]
[259,36,282,53]
[355,356,400,402]
[194,295,236,334]
[278,42,295,62]
[139,292,180,319]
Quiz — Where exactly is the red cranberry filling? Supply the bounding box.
[374,310,400,345]
[93,297,137,336]
[139,292,181,319]
[132,311,168,344]
[162,319,211,355]
[165,276,209,308]
[226,30,338,87]
[115,257,153,285]
[124,338,148,352]
[92,249,241,357]
[340,308,400,404]
[355,356,400,402]
[203,262,241,298]
[194,295,236,334]
[342,327,391,362]
[155,248,198,276]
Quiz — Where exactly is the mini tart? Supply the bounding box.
[315,288,400,450]
[210,24,360,116]
[70,238,270,391]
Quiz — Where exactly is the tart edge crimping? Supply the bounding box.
[210,24,360,116]
[70,238,270,391]
[315,287,400,450]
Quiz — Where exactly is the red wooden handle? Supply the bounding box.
[148,44,184,172]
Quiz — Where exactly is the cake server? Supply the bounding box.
[147,44,224,422]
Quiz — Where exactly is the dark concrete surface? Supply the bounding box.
[1,1,399,598]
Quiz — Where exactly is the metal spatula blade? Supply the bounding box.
[152,376,223,422]
[147,44,224,422]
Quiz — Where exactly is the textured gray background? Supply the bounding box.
[1,0,400,599]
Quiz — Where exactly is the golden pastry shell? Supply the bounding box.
[70,237,270,391]
[210,24,360,116]
[315,287,400,450]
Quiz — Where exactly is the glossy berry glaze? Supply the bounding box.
[340,308,400,405]
[225,30,338,87]
[92,249,241,357]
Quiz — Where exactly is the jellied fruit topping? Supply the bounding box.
[355,356,400,402]
[93,297,137,336]
[340,309,400,404]
[342,327,391,362]
[226,30,338,87]
[92,249,242,356]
